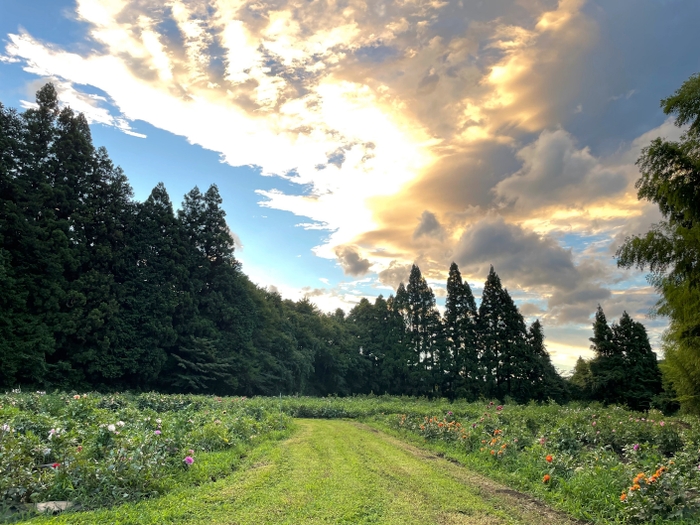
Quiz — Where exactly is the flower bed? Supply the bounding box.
[387,402,700,523]
[0,391,292,511]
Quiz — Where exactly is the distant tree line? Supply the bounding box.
[0,84,664,407]
[569,306,663,411]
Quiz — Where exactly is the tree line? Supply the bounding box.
[0,83,665,408]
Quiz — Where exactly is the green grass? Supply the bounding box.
[16,420,580,525]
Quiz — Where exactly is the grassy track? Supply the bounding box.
[21,420,583,525]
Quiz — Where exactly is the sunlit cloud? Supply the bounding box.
[2,0,685,356]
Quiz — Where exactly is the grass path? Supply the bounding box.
[24,420,584,525]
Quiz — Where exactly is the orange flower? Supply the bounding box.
[631,484,641,491]
[546,455,553,463]
[620,493,627,502]
[490,450,495,455]
[543,474,551,483]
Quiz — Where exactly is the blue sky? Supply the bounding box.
[2,0,699,371]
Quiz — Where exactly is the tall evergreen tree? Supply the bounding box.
[613,311,662,410]
[404,265,443,396]
[497,286,530,400]
[589,306,631,406]
[527,320,568,403]
[444,262,479,399]
[477,267,508,398]
[0,101,52,386]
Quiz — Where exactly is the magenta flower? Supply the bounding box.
[154,430,161,435]
[633,444,639,451]
[184,456,194,465]
[496,405,503,411]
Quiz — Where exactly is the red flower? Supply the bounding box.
[546,454,553,463]
[543,474,551,483]
[51,462,60,469]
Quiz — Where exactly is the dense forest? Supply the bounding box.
[0,84,664,408]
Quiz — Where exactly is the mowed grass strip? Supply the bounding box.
[20,420,583,525]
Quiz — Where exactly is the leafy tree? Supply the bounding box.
[569,356,593,399]
[247,285,306,395]
[616,72,700,412]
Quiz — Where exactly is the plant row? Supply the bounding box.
[383,402,700,523]
[0,391,291,513]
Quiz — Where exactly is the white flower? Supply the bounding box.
[116,421,125,427]
[107,424,116,432]
[156,418,162,424]
[43,448,51,456]
[1,423,10,432]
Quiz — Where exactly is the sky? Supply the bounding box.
[1,0,699,372]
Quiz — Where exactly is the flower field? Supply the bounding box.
[3,393,700,524]
[0,391,292,516]
[251,395,700,524]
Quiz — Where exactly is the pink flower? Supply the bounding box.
[189,449,195,455]
[660,421,665,427]
[592,421,596,426]
[633,444,639,451]
[184,456,194,465]
[154,430,161,435]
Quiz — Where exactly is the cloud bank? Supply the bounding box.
[3,0,692,353]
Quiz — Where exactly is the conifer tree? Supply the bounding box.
[478,266,509,398]
[405,265,443,396]
[527,320,568,403]
[613,311,662,410]
[589,306,629,405]
[444,262,479,399]
[498,287,530,399]
[0,101,52,386]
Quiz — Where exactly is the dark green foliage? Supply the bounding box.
[404,265,443,396]
[586,306,662,410]
[616,72,700,413]
[569,356,593,399]
[477,266,510,398]
[1,83,592,404]
[444,262,479,400]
